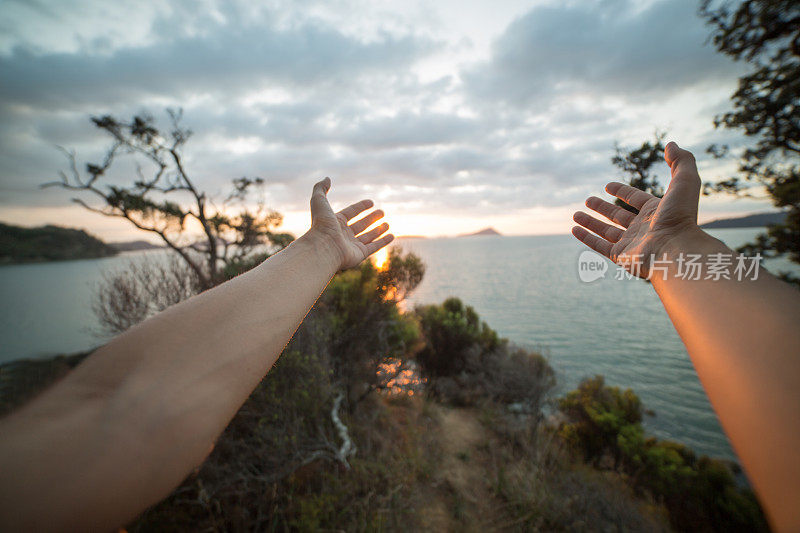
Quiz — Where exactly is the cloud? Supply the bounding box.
[464,0,741,107]
[0,0,761,237]
[0,21,435,110]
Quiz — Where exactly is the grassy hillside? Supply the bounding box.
[0,222,117,263]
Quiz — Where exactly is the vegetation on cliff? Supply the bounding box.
[0,222,116,264]
[558,376,767,531]
[0,248,768,531]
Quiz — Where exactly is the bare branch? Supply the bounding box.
[48,109,292,289]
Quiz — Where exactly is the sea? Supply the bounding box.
[1,228,797,460]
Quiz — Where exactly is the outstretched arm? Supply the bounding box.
[572,142,800,531]
[0,178,394,532]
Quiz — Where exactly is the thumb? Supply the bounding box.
[663,141,701,208]
[310,177,332,220]
[312,176,331,196]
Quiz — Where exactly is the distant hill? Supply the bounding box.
[460,227,502,237]
[110,240,164,252]
[0,223,117,264]
[700,212,786,229]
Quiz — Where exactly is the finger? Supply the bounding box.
[573,211,624,243]
[337,199,374,221]
[349,209,384,235]
[358,222,389,244]
[605,182,655,210]
[310,177,332,214]
[365,234,394,256]
[664,141,701,210]
[572,226,612,258]
[313,177,331,195]
[585,196,635,228]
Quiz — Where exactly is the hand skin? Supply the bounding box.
[0,178,394,532]
[573,142,800,532]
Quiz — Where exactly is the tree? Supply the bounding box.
[700,0,800,283]
[610,132,667,214]
[46,110,293,289]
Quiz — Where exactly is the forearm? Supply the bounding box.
[0,231,340,531]
[652,229,800,531]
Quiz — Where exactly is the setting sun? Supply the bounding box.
[372,246,389,269]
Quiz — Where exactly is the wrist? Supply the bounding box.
[657,225,725,261]
[649,225,731,287]
[298,228,344,273]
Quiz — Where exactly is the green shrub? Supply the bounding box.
[557,375,642,468]
[414,298,554,414]
[415,297,502,380]
[557,376,768,532]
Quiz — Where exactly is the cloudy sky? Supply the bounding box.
[0,0,769,240]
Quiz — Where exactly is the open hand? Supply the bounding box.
[572,142,703,279]
[309,177,394,270]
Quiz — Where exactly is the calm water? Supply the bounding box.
[0,229,796,460]
[399,228,797,461]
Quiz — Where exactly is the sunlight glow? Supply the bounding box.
[372,246,389,269]
[377,358,425,396]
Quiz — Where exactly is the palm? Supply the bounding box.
[309,178,394,270]
[573,143,702,278]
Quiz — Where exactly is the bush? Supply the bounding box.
[415,297,501,381]
[557,375,642,468]
[557,376,768,532]
[93,253,203,336]
[415,298,554,415]
[306,251,423,406]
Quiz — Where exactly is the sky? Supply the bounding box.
[0,0,772,241]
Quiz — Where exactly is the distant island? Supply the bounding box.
[0,222,165,264]
[460,227,502,237]
[109,240,164,252]
[700,211,786,229]
[0,222,117,264]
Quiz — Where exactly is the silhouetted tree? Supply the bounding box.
[610,132,667,214]
[46,110,293,289]
[701,0,800,283]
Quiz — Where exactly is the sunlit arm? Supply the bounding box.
[0,178,393,532]
[572,142,800,531]
[652,228,800,532]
